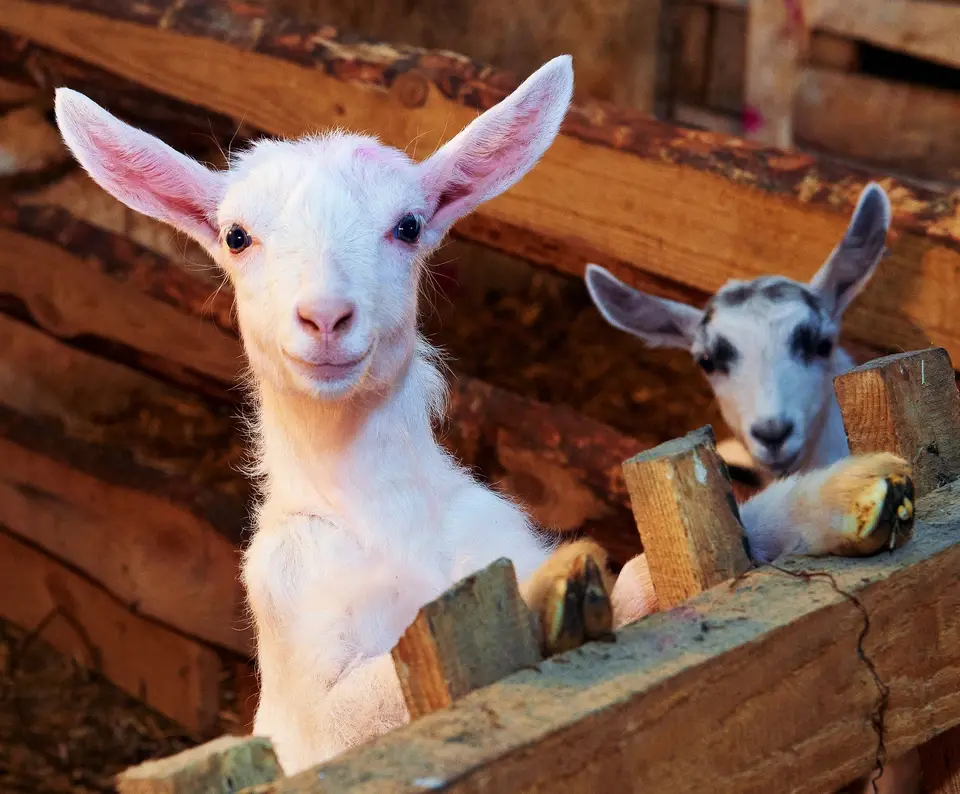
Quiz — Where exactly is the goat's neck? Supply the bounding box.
[253,340,450,542]
[798,347,856,472]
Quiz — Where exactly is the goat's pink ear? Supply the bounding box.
[54,88,224,250]
[585,264,704,349]
[418,55,573,245]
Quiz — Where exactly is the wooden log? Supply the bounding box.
[834,347,960,794]
[834,347,960,498]
[238,479,960,793]
[392,559,540,720]
[3,1,960,368]
[622,426,750,609]
[0,527,227,734]
[117,736,281,794]
[0,199,649,565]
[0,313,252,654]
[795,68,960,183]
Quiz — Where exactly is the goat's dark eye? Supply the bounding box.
[394,214,422,244]
[697,353,715,374]
[816,338,834,358]
[225,225,251,253]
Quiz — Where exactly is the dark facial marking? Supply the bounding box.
[790,323,834,364]
[698,334,739,376]
[715,284,754,307]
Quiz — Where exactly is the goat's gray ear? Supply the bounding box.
[585,264,703,349]
[809,182,891,318]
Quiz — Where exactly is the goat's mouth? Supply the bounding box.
[283,346,373,383]
[766,451,801,477]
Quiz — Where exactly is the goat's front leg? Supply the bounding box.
[739,453,915,564]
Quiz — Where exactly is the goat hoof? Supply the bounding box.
[542,551,614,657]
[825,453,915,556]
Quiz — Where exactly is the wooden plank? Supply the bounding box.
[795,67,960,183]
[3,2,960,368]
[0,528,224,734]
[0,314,252,654]
[835,347,960,793]
[808,32,859,72]
[0,199,649,565]
[622,426,750,608]
[834,347,960,497]
[817,0,960,70]
[243,479,960,793]
[674,3,711,103]
[117,736,281,794]
[392,559,540,720]
[707,7,746,113]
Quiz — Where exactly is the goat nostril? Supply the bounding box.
[333,310,354,334]
[297,309,321,333]
[751,420,794,448]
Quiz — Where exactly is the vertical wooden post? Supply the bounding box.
[744,0,809,148]
[834,347,960,498]
[835,347,960,794]
[391,558,541,720]
[621,425,750,610]
[116,736,281,794]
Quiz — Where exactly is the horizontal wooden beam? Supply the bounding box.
[0,313,253,654]
[795,68,960,184]
[0,527,240,735]
[257,483,960,793]
[2,0,960,367]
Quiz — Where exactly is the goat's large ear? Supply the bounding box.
[417,55,573,246]
[54,88,224,251]
[585,264,703,349]
[809,182,891,318]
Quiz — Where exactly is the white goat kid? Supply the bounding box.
[585,183,891,484]
[55,59,914,778]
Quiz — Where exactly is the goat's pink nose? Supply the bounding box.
[295,298,356,338]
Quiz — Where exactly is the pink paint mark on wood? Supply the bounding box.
[743,106,765,135]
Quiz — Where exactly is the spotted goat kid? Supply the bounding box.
[586,183,891,484]
[55,57,914,776]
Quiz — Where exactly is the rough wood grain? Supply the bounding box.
[235,480,960,793]
[622,425,750,608]
[117,735,281,794]
[0,527,224,734]
[795,68,960,183]
[0,199,648,565]
[0,314,252,653]
[392,559,540,720]
[834,347,960,498]
[3,1,960,367]
[835,347,960,794]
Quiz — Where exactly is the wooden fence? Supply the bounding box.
[119,345,960,793]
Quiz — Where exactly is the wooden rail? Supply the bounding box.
[2,0,960,367]
[120,347,960,792]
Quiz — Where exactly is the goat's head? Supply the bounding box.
[54,57,573,401]
[585,184,891,476]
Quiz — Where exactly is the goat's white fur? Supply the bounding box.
[55,62,908,782]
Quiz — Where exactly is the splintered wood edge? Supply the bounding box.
[626,425,718,464]
[254,481,960,793]
[117,735,277,781]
